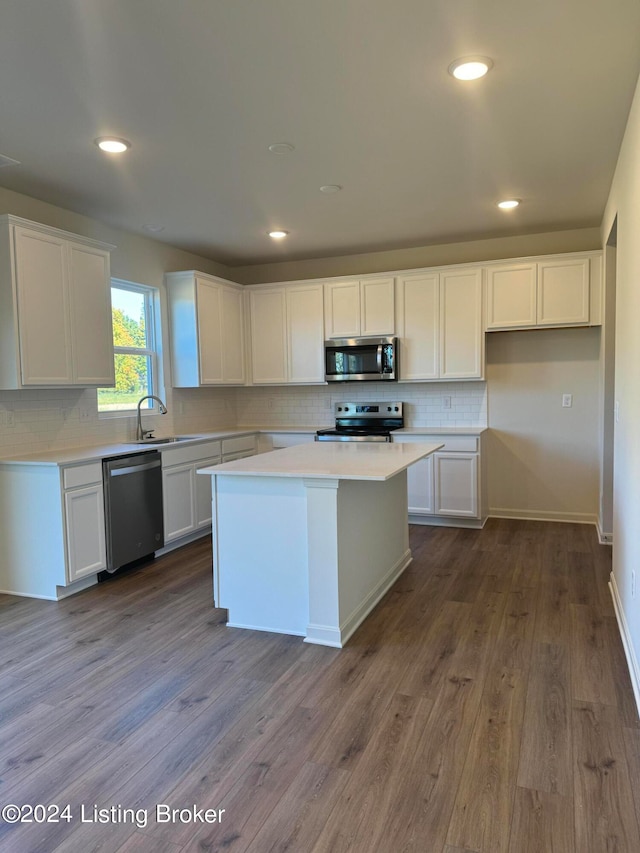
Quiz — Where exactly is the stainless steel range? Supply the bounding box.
[315,401,404,442]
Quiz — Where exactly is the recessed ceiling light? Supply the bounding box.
[320,185,342,193]
[448,57,493,81]
[497,199,520,209]
[95,137,131,154]
[268,230,289,239]
[268,143,295,154]
[142,224,165,233]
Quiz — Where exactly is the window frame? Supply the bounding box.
[98,279,164,418]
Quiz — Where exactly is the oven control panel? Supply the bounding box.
[335,401,403,418]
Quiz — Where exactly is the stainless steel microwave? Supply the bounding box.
[324,336,398,382]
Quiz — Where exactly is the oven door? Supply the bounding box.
[324,337,396,382]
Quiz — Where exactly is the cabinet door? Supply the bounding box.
[197,278,224,383]
[64,485,107,582]
[324,281,360,338]
[396,273,439,380]
[434,453,478,517]
[221,286,245,384]
[360,277,395,336]
[250,289,288,383]
[287,284,325,383]
[68,243,114,385]
[537,258,590,326]
[162,464,196,541]
[195,457,220,528]
[13,227,72,385]
[485,263,537,329]
[439,269,483,379]
[407,455,434,514]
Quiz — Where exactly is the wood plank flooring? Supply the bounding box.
[0,519,638,852]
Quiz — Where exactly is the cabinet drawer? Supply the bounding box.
[161,440,221,467]
[63,462,103,489]
[221,435,256,456]
[397,435,478,453]
[436,436,478,453]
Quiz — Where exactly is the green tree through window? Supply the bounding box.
[98,281,160,412]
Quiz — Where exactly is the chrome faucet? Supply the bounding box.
[136,395,168,441]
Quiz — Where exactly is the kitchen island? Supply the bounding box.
[198,440,442,647]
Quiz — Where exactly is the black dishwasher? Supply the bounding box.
[102,451,164,574]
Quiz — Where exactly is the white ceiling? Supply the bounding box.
[1,0,639,267]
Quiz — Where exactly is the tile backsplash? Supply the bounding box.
[0,386,237,458]
[235,382,487,429]
[0,381,486,457]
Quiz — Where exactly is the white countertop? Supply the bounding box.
[0,430,258,467]
[0,425,485,467]
[198,440,443,482]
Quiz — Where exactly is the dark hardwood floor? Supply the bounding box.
[0,519,638,852]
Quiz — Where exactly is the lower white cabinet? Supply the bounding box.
[64,474,107,583]
[396,433,485,526]
[0,459,107,599]
[161,435,257,544]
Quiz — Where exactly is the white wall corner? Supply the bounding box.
[609,572,640,718]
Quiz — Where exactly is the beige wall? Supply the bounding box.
[486,327,601,522]
[601,69,640,703]
[231,227,601,284]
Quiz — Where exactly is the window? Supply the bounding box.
[98,280,161,413]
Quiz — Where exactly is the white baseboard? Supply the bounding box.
[340,548,412,647]
[489,507,598,526]
[596,518,613,545]
[609,573,640,718]
[408,514,485,529]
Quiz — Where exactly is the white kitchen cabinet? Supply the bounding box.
[324,277,395,338]
[440,269,484,379]
[249,288,288,383]
[161,436,257,545]
[248,283,324,384]
[162,440,221,543]
[433,453,478,517]
[0,216,115,389]
[0,460,107,599]
[395,433,485,526]
[485,254,595,330]
[163,463,197,542]
[396,268,483,381]
[257,432,316,452]
[407,453,435,514]
[64,478,107,583]
[166,271,246,386]
[221,434,258,461]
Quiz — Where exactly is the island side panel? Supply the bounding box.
[213,473,309,636]
[305,471,411,648]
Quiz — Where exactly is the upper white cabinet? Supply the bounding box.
[396,267,483,381]
[324,277,395,338]
[0,216,115,389]
[485,254,598,331]
[249,283,325,384]
[166,271,246,386]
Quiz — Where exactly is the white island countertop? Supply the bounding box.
[198,440,443,482]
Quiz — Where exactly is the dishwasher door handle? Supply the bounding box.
[108,459,162,477]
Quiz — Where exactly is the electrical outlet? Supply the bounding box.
[79,409,91,422]
[562,394,572,408]
[6,411,15,428]
[442,396,452,410]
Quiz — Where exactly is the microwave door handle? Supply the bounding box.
[376,344,383,374]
